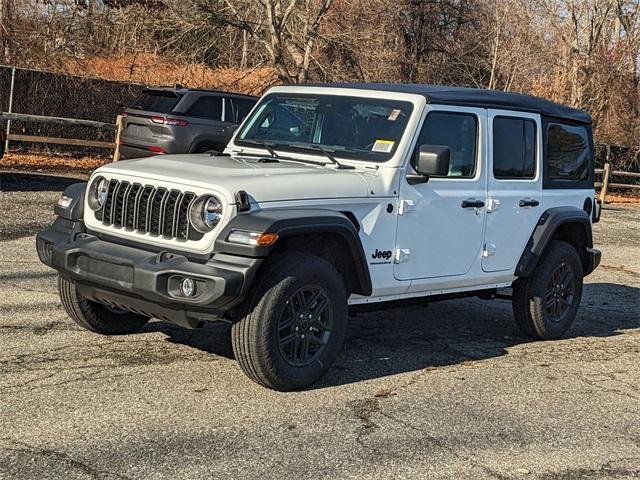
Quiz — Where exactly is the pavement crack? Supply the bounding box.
[0,438,134,480]
[378,410,510,480]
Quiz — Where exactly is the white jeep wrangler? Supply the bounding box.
[37,84,601,390]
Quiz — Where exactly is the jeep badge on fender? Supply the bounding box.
[36,83,601,391]
[372,249,392,260]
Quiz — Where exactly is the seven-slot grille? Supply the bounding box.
[96,180,197,240]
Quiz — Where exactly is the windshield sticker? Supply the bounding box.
[372,139,395,153]
[388,109,401,121]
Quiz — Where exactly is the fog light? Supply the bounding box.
[180,277,196,297]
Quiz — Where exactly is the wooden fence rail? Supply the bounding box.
[595,163,640,202]
[2,112,115,130]
[1,112,117,153]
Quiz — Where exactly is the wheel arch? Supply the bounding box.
[516,206,595,278]
[189,135,226,153]
[215,208,372,296]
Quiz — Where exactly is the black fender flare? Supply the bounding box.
[515,206,594,277]
[215,208,372,296]
[54,182,86,221]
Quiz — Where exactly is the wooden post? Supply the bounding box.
[600,162,611,204]
[4,67,15,152]
[112,115,123,162]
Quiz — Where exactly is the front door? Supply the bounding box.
[482,110,542,272]
[394,106,487,281]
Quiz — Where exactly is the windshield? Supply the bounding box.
[235,93,414,162]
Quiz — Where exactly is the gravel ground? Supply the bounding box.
[0,169,639,480]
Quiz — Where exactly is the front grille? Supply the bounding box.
[96,180,197,241]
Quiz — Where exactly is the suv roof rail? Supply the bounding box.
[143,85,257,98]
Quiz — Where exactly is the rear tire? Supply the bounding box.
[231,253,347,391]
[58,276,149,335]
[512,240,583,339]
[191,143,223,154]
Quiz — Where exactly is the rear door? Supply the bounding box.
[482,110,542,272]
[178,94,228,144]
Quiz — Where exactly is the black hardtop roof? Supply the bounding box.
[146,85,257,99]
[303,83,591,124]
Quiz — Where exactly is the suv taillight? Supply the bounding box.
[150,116,188,127]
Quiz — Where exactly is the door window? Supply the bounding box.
[493,117,536,179]
[185,96,223,121]
[413,112,478,177]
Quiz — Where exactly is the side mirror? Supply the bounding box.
[416,144,450,177]
[407,144,450,185]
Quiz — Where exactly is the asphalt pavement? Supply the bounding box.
[1,170,639,479]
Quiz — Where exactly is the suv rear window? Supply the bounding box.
[547,123,590,181]
[130,91,181,113]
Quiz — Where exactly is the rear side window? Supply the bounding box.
[186,96,223,120]
[414,112,477,177]
[229,98,256,123]
[493,117,536,179]
[130,91,181,113]
[547,123,590,181]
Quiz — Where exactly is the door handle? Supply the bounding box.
[519,198,540,207]
[461,199,485,209]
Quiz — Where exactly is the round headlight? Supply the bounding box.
[203,196,223,229]
[97,178,109,207]
[189,195,223,233]
[88,176,109,211]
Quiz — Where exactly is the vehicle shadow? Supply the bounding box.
[0,172,83,192]
[143,282,639,388]
[143,321,235,360]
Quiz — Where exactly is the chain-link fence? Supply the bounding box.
[0,65,146,156]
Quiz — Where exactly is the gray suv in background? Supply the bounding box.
[119,87,257,159]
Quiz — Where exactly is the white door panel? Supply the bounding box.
[482,110,542,273]
[394,106,487,281]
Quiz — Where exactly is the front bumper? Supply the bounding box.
[36,218,261,328]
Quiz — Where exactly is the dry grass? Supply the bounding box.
[599,192,640,204]
[59,54,280,96]
[0,152,110,174]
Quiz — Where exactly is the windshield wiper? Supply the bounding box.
[285,143,355,169]
[240,139,280,158]
[236,140,327,167]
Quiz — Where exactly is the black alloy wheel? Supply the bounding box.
[545,262,576,321]
[278,286,333,367]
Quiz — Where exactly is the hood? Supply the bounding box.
[97,154,372,204]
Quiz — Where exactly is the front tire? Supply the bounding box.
[231,253,348,391]
[58,276,150,335]
[512,240,583,339]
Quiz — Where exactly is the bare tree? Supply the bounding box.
[214,0,333,83]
